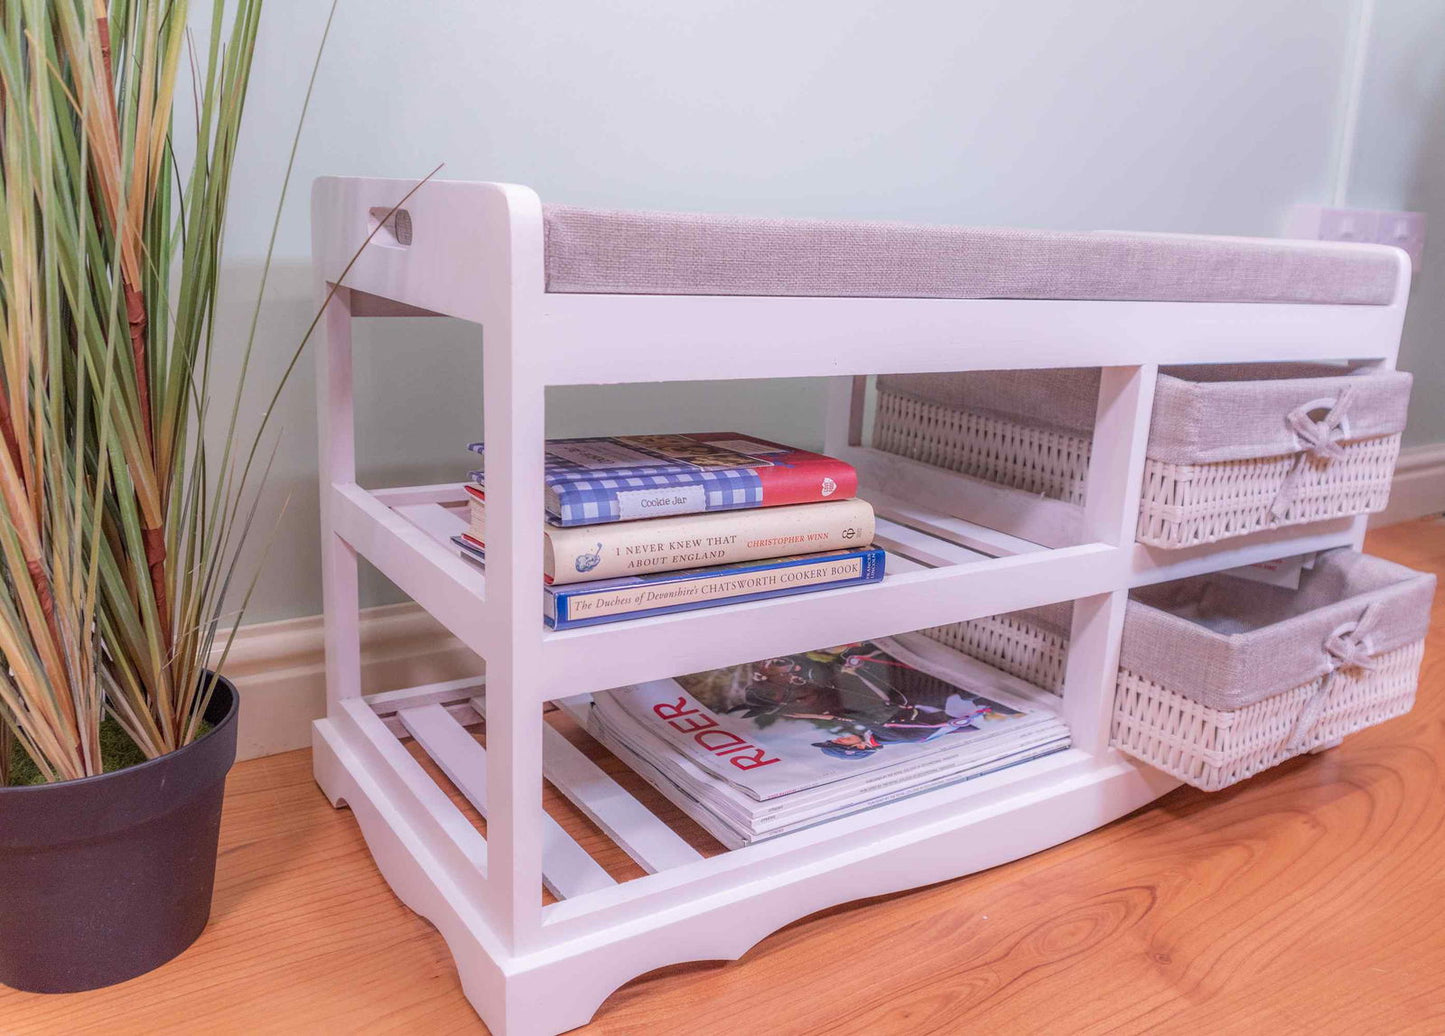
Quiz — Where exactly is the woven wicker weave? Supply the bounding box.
[874,388,1401,548]
[922,612,1070,694]
[873,390,1091,505]
[1136,434,1401,548]
[1111,639,1423,791]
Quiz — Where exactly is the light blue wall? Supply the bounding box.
[1346,1,1445,446]
[210,0,1438,622]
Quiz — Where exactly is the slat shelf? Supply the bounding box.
[539,544,1117,697]
[364,682,708,890]
[340,481,1362,700]
[368,676,488,738]
[867,490,1049,557]
[536,744,1100,930]
[473,696,705,875]
[349,480,1119,697]
[366,675,490,714]
[872,515,994,567]
[399,703,616,900]
[357,673,1098,920]
[330,482,491,658]
[382,701,476,737]
[335,698,491,886]
[350,669,1173,952]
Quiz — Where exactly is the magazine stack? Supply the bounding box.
[456,432,885,628]
[581,633,1072,847]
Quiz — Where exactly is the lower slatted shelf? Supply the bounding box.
[468,695,703,874]
[398,702,617,899]
[365,653,1088,915]
[372,683,721,905]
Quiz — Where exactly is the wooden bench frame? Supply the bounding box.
[309,177,1410,1035]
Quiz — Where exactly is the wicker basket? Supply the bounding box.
[927,551,1432,791]
[875,363,1412,548]
[1111,549,1434,790]
[1112,641,1424,791]
[874,391,1091,505]
[922,602,1072,693]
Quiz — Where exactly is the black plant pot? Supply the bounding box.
[0,675,239,993]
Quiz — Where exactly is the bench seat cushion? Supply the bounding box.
[542,206,1397,305]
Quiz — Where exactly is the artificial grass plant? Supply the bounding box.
[0,0,336,785]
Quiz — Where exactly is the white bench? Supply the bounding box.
[309,177,1410,1036]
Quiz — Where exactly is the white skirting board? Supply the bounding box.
[223,450,1442,763]
[212,602,478,761]
[1371,443,1445,527]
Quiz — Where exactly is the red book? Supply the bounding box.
[465,432,858,526]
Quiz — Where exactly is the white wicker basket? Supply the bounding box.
[1135,435,1402,549]
[922,603,1071,694]
[1112,640,1423,791]
[875,364,1411,548]
[1110,549,1434,790]
[873,391,1090,505]
[925,552,1433,792]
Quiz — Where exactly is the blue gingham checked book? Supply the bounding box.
[467,432,858,527]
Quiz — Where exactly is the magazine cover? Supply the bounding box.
[593,634,1062,801]
[467,432,859,526]
[589,702,1063,826]
[585,713,1068,848]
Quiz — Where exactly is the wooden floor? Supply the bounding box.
[5,520,1444,1035]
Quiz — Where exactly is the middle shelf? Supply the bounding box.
[329,480,1362,699]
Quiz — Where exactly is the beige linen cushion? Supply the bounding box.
[543,206,1399,305]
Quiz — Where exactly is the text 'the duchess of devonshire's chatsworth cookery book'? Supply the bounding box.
[453,537,885,629]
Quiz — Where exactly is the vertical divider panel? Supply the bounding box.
[1081,365,1158,548]
[1060,592,1130,755]
[316,286,363,707]
[1062,365,1158,754]
[477,185,551,954]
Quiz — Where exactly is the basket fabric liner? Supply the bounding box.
[877,363,1412,466]
[1119,549,1434,710]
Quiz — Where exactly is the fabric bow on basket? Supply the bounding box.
[1269,387,1356,521]
[1283,600,1380,754]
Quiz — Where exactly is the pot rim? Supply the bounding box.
[0,671,238,796]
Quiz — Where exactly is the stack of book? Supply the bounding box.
[455,433,885,629]
[580,633,1071,847]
